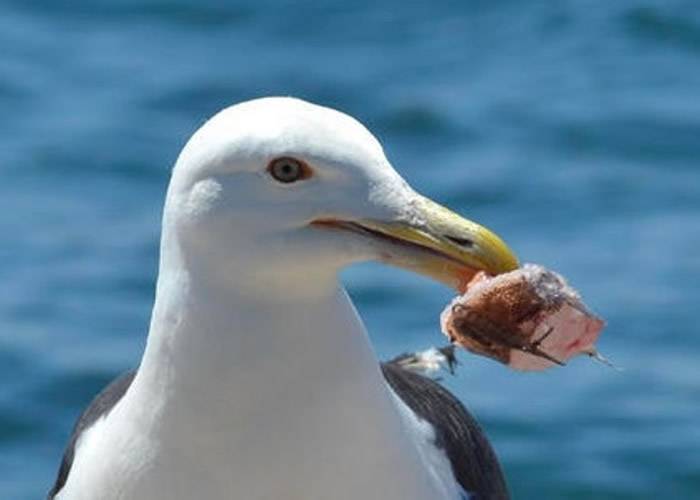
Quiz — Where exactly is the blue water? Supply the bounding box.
[2,1,699,498]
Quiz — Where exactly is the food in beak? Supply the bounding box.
[440,264,609,371]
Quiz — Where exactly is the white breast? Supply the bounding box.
[57,383,465,500]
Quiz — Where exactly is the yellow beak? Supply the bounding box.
[313,194,519,292]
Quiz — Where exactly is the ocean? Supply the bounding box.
[1,1,699,498]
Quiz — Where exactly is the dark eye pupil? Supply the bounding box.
[278,163,296,178]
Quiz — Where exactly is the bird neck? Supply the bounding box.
[139,267,388,424]
[121,235,444,499]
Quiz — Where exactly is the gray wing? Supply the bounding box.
[47,370,136,499]
[380,361,510,500]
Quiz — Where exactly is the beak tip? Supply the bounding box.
[480,231,519,276]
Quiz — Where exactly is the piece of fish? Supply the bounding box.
[440,264,607,371]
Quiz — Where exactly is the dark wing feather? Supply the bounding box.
[381,362,510,500]
[47,370,136,499]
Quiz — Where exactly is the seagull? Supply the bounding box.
[48,97,518,500]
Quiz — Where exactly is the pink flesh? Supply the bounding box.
[508,303,605,371]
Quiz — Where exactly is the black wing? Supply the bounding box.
[380,362,510,500]
[47,370,136,499]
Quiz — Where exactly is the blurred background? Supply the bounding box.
[1,0,699,498]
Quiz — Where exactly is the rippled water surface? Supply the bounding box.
[2,1,699,498]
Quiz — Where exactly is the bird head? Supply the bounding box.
[164,97,518,298]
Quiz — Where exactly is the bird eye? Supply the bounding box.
[268,157,311,184]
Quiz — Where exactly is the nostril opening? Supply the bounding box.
[445,235,475,248]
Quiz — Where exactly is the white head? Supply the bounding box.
[162,97,517,299]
